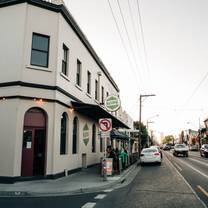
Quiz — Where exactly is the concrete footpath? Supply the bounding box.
[0,163,140,197]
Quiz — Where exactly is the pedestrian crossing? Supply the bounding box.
[81,189,113,208]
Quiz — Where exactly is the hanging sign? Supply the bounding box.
[105,95,121,112]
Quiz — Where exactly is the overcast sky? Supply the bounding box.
[65,0,208,136]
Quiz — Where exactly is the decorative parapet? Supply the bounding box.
[43,0,64,5]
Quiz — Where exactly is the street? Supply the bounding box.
[0,153,207,208]
[165,150,208,206]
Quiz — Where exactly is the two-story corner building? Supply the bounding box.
[0,0,129,182]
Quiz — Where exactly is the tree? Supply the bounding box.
[134,121,148,148]
[163,135,174,144]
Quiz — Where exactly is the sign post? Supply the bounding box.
[99,118,112,181]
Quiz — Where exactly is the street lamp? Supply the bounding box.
[139,94,156,156]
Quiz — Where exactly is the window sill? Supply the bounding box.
[86,92,92,98]
[75,84,83,91]
[26,65,52,72]
[60,72,70,82]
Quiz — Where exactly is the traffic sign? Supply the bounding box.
[99,118,112,132]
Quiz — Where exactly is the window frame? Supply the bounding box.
[87,71,91,94]
[72,116,79,154]
[76,59,82,87]
[92,124,96,153]
[62,44,69,76]
[30,32,50,68]
[60,112,68,155]
[95,79,98,100]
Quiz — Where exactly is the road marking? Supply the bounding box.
[103,189,113,193]
[197,185,208,198]
[94,194,107,199]
[81,202,96,208]
[174,162,182,171]
[177,159,208,179]
[189,158,208,167]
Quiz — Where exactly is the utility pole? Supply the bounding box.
[139,94,156,157]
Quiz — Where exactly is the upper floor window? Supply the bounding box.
[106,92,109,98]
[76,59,82,86]
[31,33,50,68]
[87,71,91,94]
[101,86,104,104]
[62,44,69,75]
[95,80,98,100]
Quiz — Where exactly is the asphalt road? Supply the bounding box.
[0,153,206,208]
[165,150,208,207]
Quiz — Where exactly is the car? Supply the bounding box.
[189,144,198,151]
[140,147,162,165]
[200,144,208,158]
[150,145,163,158]
[173,144,189,157]
[163,144,171,150]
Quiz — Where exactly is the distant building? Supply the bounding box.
[0,0,130,182]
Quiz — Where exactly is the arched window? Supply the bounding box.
[92,124,96,152]
[72,117,78,154]
[60,113,68,155]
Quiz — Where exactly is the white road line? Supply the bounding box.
[176,159,208,179]
[174,162,182,171]
[94,194,107,199]
[81,202,96,208]
[197,185,208,198]
[189,158,208,167]
[103,189,114,193]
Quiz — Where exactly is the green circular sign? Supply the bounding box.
[105,95,121,112]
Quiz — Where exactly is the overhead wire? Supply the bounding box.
[184,71,208,106]
[116,0,144,86]
[136,0,152,91]
[106,0,142,88]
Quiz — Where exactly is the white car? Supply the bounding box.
[173,144,189,157]
[140,147,162,165]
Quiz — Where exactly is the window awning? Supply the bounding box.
[71,101,130,129]
[110,129,130,140]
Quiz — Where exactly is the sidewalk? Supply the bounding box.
[0,163,139,197]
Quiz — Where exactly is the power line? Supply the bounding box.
[116,0,144,85]
[107,0,142,87]
[136,0,152,90]
[184,71,208,105]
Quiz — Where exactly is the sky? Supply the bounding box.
[65,0,208,137]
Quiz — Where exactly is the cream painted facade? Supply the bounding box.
[0,0,130,181]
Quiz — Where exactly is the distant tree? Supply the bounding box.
[163,135,174,144]
[134,121,148,148]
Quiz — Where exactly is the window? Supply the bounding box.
[95,80,98,100]
[60,113,68,155]
[92,124,96,152]
[31,33,50,67]
[100,136,103,152]
[72,117,78,154]
[106,92,109,98]
[87,71,91,94]
[101,86,104,104]
[76,59,82,86]
[62,44,69,75]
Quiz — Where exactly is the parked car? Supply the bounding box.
[150,145,163,158]
[200,144,208,158]
[189,144,198,151]
[140,147,162,165]
[173,144,189,157]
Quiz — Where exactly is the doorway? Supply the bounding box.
[21,108,46,177]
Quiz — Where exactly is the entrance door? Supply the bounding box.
[21,108,46,177]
